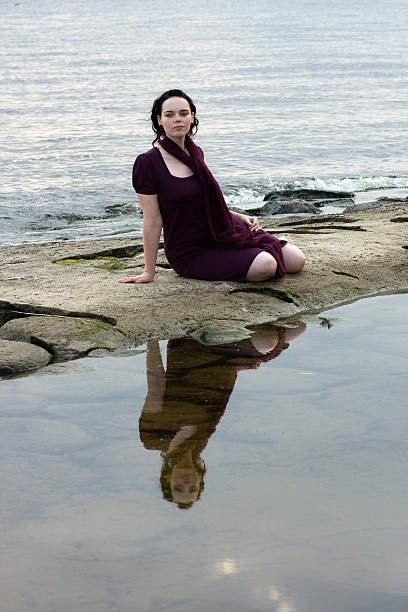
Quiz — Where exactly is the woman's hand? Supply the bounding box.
[119,271,154,284]
[280,234,293,244]
[231,210,259,231]
[241,214,259,231]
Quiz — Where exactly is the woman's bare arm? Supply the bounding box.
[141,340,166,414]
[119,194,163,283]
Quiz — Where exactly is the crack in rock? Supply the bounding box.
[229,287,298,305]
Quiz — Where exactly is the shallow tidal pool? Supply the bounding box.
[1,292,408,612]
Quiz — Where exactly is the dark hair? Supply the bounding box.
[160,453,206,510]
[150,89,199,145]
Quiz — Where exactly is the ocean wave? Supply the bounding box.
[267,175,408,194]
[224,175,408,208]
[224,186,267,207]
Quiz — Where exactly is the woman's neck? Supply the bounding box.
[164,134,187,152]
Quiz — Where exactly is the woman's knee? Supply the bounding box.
[282,244,306,273]
[246,252,277,281]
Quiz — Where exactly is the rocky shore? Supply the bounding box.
[1,199,407,377]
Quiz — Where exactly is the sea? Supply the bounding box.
[1,0,408,247]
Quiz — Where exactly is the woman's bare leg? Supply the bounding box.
[281,243,306,273]
[246,244,305,281]
[249,322,306,354]
[246,251,277,281]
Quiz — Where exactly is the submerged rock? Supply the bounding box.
[0,339,51,377]
[33,362,96,376]
[189,321,253,346]
[0,316,127,362]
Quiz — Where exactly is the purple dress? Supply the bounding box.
[132,147,265,282]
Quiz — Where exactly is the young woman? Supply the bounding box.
[119,89,305,285]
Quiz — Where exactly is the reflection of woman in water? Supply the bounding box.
[139,324,305,509]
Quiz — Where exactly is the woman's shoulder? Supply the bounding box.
[132,147,161,194]
[134,147,160,164]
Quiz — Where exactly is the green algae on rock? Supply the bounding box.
[189,321,254,345]
[0,315,129,365]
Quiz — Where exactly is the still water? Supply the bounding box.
[1,292,408,611]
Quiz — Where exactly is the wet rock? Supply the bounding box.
[0,316,127,362]
[347,199,407,213]
[260,200,321,216]
[376,196,408,203]
[312,198,355,207]
[0,339,51,377]
[263,189,354,202]
[189,321,253,346]
[246,198,355,216]
[228,206,247,214]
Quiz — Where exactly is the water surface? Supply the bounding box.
[1,292,408,611]
[1,0,407,246]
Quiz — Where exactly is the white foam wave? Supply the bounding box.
[224,186,266,207]
[267,175,408,194]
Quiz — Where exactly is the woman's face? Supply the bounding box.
[158,96,194,141]
[169,464,201,505]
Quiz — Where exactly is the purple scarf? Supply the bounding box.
[160,136,286,278]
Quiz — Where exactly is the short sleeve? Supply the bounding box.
[132,153,159,195]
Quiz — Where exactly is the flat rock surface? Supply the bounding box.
[347,198,408,212]
[1,205,407,349]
